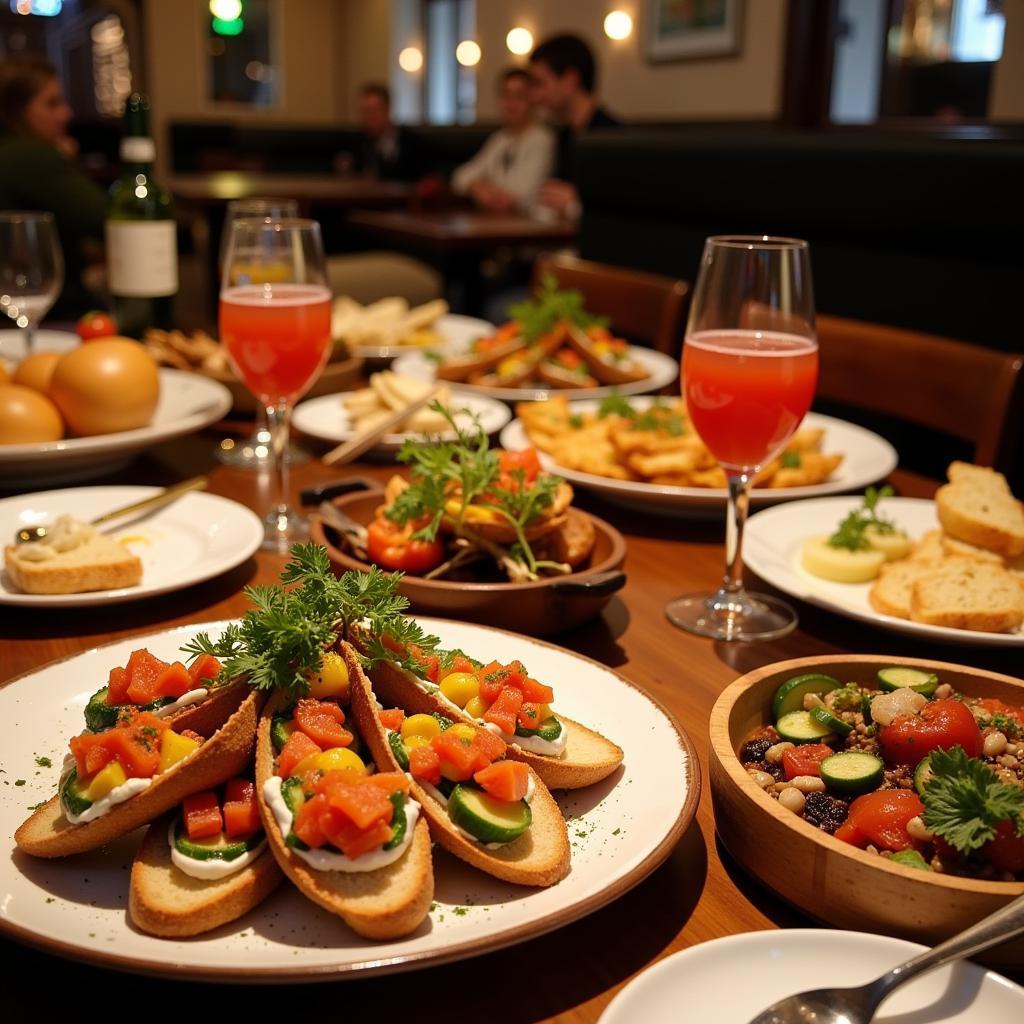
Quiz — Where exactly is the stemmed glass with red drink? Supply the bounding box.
[666,235,818,641]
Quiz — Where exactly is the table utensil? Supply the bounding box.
[0,211,63,354]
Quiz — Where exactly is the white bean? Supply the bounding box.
[748,769,775,789]
[765,742,795,764]
[778,787,806,814]
[934,683,953,699]
[983,731,1008,757]
[906,815,934,842]
[803,693,825,710]
[789,775,826,793]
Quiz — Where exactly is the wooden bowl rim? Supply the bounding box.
[310,491,627,594]
[709,653,1024,895]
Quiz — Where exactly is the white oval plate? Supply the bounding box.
[393,345,679,403]
[0,369,232,486]
[0,486,263,607]
[743,495,1024,647]
[346,313,494,361]
[0,619,697,981]
[293,388,511,450]
[501,401,898,515]
[599,930,1023,1024]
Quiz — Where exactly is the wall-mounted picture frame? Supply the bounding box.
[646,0,744,62]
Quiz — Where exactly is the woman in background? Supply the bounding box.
[0,55,106,319]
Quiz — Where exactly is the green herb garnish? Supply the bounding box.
[34,756,52,768]
[597,392,636,420]
[632,401,685,436]
[568,413,584,429]
[781,451,802,469]
[827,486,896,551]
[506,273,607,343]
[991,713,1021,740]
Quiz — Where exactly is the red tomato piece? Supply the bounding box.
[408,744,441,785]
[835,790,925,852]
[69,732,113,778]
[478,662,510,703]
[474,727,507,762]
[433,728,485,781]
[293,793,329,848]
[444,655,477,677]
[183,791,223,840]
[294,698,352,750]
[224,778,254,803]
[497,448,541,486]
[188,654,222,685]
[517,702,544,730]
[105,711,168,777]
[484,685,524,736]
[319,775,393,830]
[106,665,130,705]
[365,516,445,575]
[781,743,835,780]
[519,677,555,704]
[76,310,117,341]
[277,730,322,778]
[378,708,406,731]
[321,811,394,860]
[984,820,1024,873]
[976,698,1024,727]
[407,644,441,682]
[474,760,529,802]
[124,649,171,705]
[153,662,193,699]
[359,771,410,795]
[879,699,983,766]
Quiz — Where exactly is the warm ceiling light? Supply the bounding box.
[506,26,533,56]
[209,0,242,19]
[398,46,423,73]
[456,39,481,67]
[604,10,633,40]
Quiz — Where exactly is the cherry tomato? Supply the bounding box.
[365,516,444,575]
[498,447,541,485]
[879,699,983,766]
[975,698,1024,728]
[833,789,925,852]
[984,820,1024,873]
[781,743,834,780]
[76,310,117,341]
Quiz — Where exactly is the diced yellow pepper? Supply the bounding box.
[447,723,478,742]
[307,652,350,702]
[535,703,552,721]
[403,735,432,750]
[293,746,365,778]
[464,695,488,719]
[439,672,479,709]
[401,713,442,742]
[84,760,127,802]
[158,730,201,773]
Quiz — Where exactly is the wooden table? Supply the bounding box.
[3,434,1021,1015]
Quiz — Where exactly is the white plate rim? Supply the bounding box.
[0,618,700,981]
[0,487,264,608]
[345,313,495,360]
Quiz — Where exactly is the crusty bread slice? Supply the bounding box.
[254,686,433,940]
[910,561,1024,633]
[344,644,571,888]
[4,534,142,595]
[164,679,247,735]
[935,462,1024,558]
[940,533,1005,564]
[366,652,622,792]
[908,529,945,562]
[129,813,283,937]
[15,689,261,859]
[869,556,973,620]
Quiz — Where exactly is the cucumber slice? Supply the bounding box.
[515,715,563,742]
[772,674,841,719]
[775,710,836,744]
[59,768,93,816]
[83,687,174,732]
[280,775,308,814]
[877,667,938,696]
[388,729,410,771]
[914,754,934,797]
[448,784,531,844]
[890,849,932,872]
[809,705,853,737]
[819,752,884,795]
[271,715,295,753]
[174,823,261,861]
[384,791,407,850]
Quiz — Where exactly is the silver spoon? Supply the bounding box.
[15,475,208,544]
[747,893,1024,1024]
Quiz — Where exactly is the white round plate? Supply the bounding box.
[346,313,494,361]
[293,388,511,449]
[744,495,1024,647]
[0,369,232,486]
[599,930,1023,1024]
[0,328,79,362]
[393,345,678,402]
[0,619,697,981]
[501,401,898,515]
[0,486,263,607]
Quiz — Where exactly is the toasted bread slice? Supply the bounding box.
[15,689,262,859]
[4,532,142,595]
[164,680,248,735]
[907,529,945,562]
[254,687,433,940]
[365,652,623,791]
[536,361,599,390]
[129,813,283,937]
[564,323,649,385]
[910,561,1024,633]
[436,336,527,382]
[935,462,1024,558]
[940,532,1005,565]
[344,644,570,887]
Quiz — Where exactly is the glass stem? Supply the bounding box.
[24,323,36,355]
[722,471,752,596]
[265,400,292,537]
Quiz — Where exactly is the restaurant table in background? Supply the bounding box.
[2,431,1021,1017]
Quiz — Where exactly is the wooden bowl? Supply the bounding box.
[206,355,364,416]
[709,654,1024,968]
[309,491,626,637]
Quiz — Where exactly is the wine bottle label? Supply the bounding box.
[120,136,156,162]
[106,221,178,297]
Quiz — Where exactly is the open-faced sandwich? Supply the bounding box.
[564,322,650,385]
[435,320,527,383]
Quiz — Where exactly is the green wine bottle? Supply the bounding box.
[106,93,176,337]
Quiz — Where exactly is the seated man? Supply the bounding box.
[451,68,555,215]
[353,82,429,182]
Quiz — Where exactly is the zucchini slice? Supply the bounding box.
[388,729,410,771]
[775,710,835,744]
[59,769,93,816]
[271,715,296,753]
[877,667,938,696]
[809,705,853,737]
[515,715,563,742]
[174,824,262,861]
[448,784,531,844]
[913,754,934,797]
[83,686,175,733]
[820,752,884,795]
[772,674,841,720]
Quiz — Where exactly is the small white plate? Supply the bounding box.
[0,486,263,607]
[599,929,1024,1024]
[393,345,679,402]
[0,328,79,362]
[743,495,1024,647]
[501,402,898,516]
[293,388,511,449]
[346,313,494,361]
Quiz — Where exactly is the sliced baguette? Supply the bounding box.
[164,679,248,735]
[564,323,650,385]
[366,652,623,791]
[15,689,262,859]
[343,643,570,888]
[4,533,142,595]
[254,686,433,940]
[910,561,1024,633]
[935,462,1024,558]
[868,556,973,620]
[907,529,945,562]
[129,813,283,937]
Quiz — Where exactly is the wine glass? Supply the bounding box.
[215,198,302,470]
[666,235,818,641]
[0,211,64,355]
[220,217,332,552]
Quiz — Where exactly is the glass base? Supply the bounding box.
[665,589,798,642]
[217,431,310,469]
[262,508,309,554]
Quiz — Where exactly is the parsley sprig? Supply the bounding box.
[507,273,607,343]
[827,485,896,551]
[595,393,685,435]
[921,746,1024,853]
[181,543,438,695]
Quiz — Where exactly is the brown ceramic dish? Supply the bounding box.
[709,654,1024,968]
[309,491,626,636]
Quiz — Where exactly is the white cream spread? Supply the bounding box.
[64,776,151,823]
[510,727,568,757]
[152,688,209,718]
[263,775,419,873]
[16,515,97,561]
[167,819,268,880]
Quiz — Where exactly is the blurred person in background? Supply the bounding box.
[451,68,555,215]
[0,54,106,319]
[353,82,429,182]
[529,33,620,220]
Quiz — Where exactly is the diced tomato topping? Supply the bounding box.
[106,666,130,705]
[277,730,321,778]
[408,744,442,785]
[474,760,530,802]
[781,743,835,780]
[222,778,260,839]
[123,649,172,705]
[69,732,113,778]
[104,712,167,778]
[834,790,925,852]
[478,662,509,703]
[879,699,983,766]
[188,654,222,685]
[984,820,1024,873]
[484,685,524,736]
[976,698,1024,727]
[365,518,446,575]
[433,729,487,780]
[407,644,441,682]
[474,727,507,762]
[293,793,329,848]
[358,771,410,795]
[321,812,394,860]
[497,448,541,487]
[183,791,223,840]
[519,677,555,704]
[378,708,406,731]
[444,655,477,677]
[517,702,544,730]
[319,772,394,830]
[153,661,193,699]
[294,698,352,750]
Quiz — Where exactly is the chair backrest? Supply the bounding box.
[532,253,689,356]
[816,314,1024,474]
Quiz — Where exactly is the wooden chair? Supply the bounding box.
[816,315,1024,475]
[532,253,689,357]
